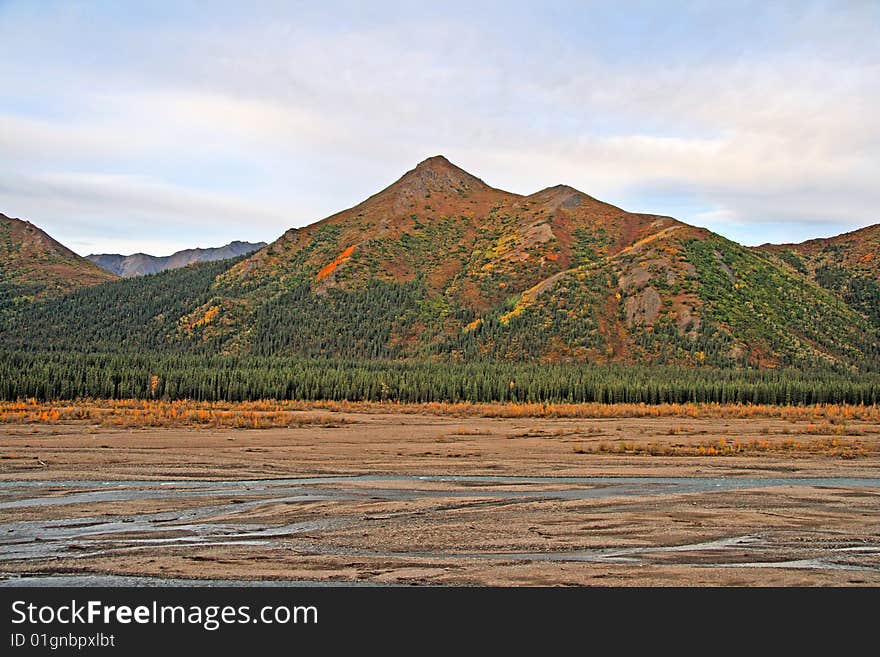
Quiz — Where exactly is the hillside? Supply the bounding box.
[0,257,244,354]
[186,156,875,369]
[2,158,878,372]
[0,213,117,309]
[757,224,880,330]
[88,240,267,277]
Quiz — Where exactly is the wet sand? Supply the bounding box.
[1,412,879,586]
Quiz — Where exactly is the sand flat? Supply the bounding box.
[1,412,878,586]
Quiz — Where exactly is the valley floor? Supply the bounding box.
[1,406,879,586]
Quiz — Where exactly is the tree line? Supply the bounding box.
[1,350,877,405]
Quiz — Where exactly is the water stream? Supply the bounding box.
[2,475,878,584]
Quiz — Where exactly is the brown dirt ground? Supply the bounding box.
[1,412,879,586]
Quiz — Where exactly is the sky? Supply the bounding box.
[1,0,878,256]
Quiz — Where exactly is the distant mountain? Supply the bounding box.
[0,213,117,308]
[87,241,267,277]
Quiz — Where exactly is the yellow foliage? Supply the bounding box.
[194,305,220,328]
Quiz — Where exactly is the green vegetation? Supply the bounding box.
[683,237,879,368]
[776,249,807,274]
[0,280,21,314]
[0,257,243,354]
[1,350,877,404]
[572,227,612,264]
[2,249,877,405]
[251,279,428,359]
[815,264,880,329]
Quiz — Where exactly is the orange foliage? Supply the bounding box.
[1,399,879,426]
[195,305,220,326]
[577,436,870,459]
[316,245,356,281]
[0,399,346,429]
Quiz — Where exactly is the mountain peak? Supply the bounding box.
[527,183,624,214]
[383,155,494,198]
[414,154,455,170]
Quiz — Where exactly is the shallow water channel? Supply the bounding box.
[2,475,879,585]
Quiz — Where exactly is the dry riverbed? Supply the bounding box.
[1,411,879,586]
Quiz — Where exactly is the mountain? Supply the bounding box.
[756,224,880,330]
[0,213,117,309]
[88,241,267,277]
[2,157,877,371]
[186,155,872,368]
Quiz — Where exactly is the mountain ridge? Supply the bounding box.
[2,157,878,372]
[756,223,880,252]
[755,222,880,332]
[181,156,876,369]
[88,240,267,277]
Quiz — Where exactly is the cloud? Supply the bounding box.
[0,1,878,253]
[0,172,283,223]
[0,171,290,255]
